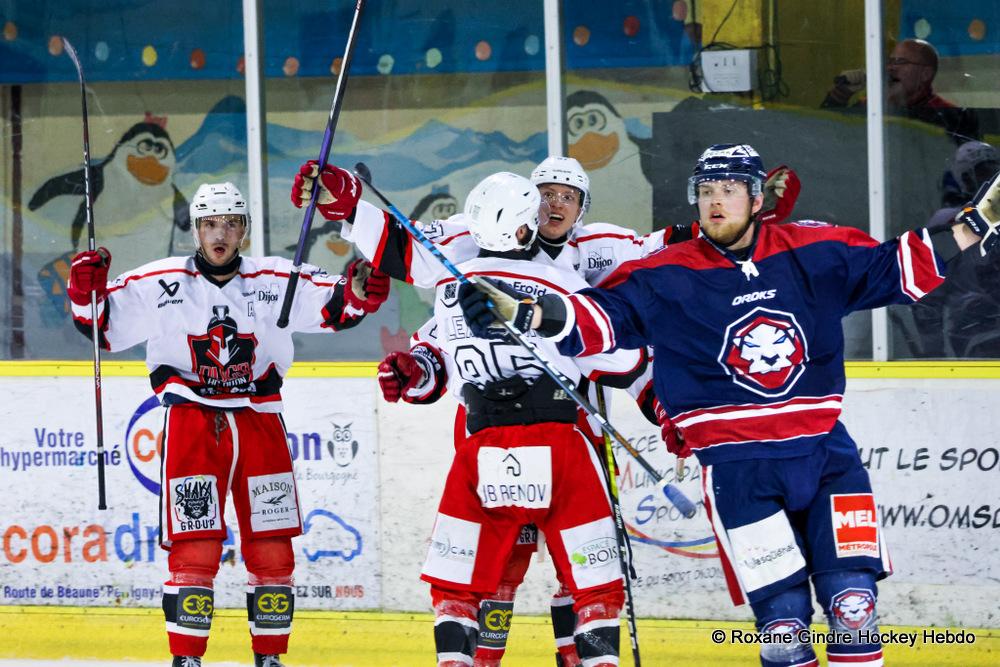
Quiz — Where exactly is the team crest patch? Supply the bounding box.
[830,588,877,630]
[719,306,808,397]
[187,305,257,395]
[170,474,222,533]
[761,618,807,638]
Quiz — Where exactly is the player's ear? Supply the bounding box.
[751,193,765,216]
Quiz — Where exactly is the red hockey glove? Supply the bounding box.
[67,247,112,306]
[653,396,692,459]
[377,351,425,403]
[291,160,362,221]
[345,258,390,313]
[758,165,801,225]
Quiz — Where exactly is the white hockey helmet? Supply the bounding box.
[464,172,545,252]
[530,156,591,222]
[189,182,250,245]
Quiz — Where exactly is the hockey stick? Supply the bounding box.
[276,0,365,328]
[596,388,641,666]
[354,162,696,518]
[63,37,107,511]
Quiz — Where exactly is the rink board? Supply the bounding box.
[0,372,999,628]
[0,376,380,611]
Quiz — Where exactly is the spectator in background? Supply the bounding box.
[822,38,980,144]
[907,141,1000,357]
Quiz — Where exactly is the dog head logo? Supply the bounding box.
[720,307,807,397]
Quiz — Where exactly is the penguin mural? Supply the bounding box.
[29,116,190,277]
[409,186,458,221]
[566,90,655,233]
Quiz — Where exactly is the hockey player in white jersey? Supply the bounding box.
[392,172,646,667]
[67,182,389,667]
[291,155,798,290]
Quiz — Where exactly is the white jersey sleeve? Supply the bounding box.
[340,200,479,288]
[573,222,670,285]
[283,260,366,334]
[69,255,375,412]
[69,258,168,352]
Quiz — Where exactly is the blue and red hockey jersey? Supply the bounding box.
[550,221,948,464]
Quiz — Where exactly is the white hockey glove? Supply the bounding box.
[957,170,1000,256]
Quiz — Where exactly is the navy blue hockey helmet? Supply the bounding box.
[687,144,767,204]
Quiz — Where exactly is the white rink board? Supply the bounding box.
[377,377,1000,627]
[0,376,379,611]
[1,375,998,627]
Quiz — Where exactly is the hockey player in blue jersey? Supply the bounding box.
[459,143,999,667]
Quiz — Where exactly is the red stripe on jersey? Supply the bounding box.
[238,268,339,287]
[403,219,414,283]
[896,229,944,301]
[439,230,470,246]
[371,209,393,276]
[600,221,883,290]
[435,271,572,295]
[107,268,199,294]
[827,649,884,663]
[752,221,879,263]
[675,395,842,450]
[702,472,747,606]
[597,239,732,288]
[569,232,643,247]
[567,294,615,355]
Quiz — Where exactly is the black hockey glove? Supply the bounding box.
[458,278,535,339]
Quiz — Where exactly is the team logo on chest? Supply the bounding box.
[188,305,257,392]
[719,306,808,397]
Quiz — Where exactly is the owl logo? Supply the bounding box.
[327,422,359,467]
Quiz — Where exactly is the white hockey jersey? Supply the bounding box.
[400,256,645,407]
[70,255,368,412]
[341,199,688,289]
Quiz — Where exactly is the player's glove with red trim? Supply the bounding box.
[291,160,362,221]
[758,165,801,225]
[653,396,692,459]
[345,258,390,313]
[377,351,424,403]
[67,247,112,306]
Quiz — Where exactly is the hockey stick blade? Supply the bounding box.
[354,162,372,184]
[661,480,697,518]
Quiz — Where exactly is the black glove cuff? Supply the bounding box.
[535,293,567,338]
[927,223,963,264]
